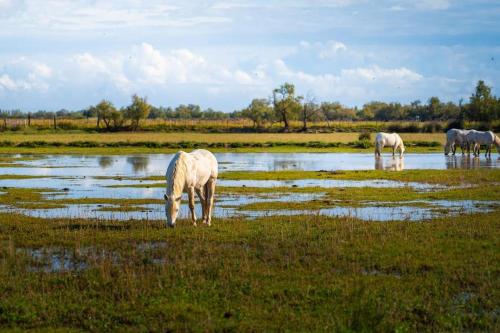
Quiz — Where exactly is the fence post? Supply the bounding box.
[53,115,57,130]
[27,113,31,127]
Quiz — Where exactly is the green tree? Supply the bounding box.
[272,83,302,131]
[242,98,273,129]
[467,80,498,121]
[300,94,321,131]
[426,97,443,120]
[124,95,151,130]
[175,104,202,119]
[94,100,121,130]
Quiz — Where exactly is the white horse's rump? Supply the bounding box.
[445,129,470,155]
[374,132,405,157]
[465,130,500,157]
[164,149,218,227]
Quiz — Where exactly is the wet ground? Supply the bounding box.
[0,153,498,222]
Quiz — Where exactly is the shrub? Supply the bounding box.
[358,131,371,141]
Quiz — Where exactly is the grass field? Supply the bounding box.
[0,131,445,154]
[0,131,446,144]
[0,211,498,332]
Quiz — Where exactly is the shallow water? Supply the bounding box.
[2,198,496,222]
[0,153,498,177]
[0,152,497,222]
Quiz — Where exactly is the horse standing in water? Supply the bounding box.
[374,132,405,157]
[164,149,218,227]
[465,130,500,157]
[444,129,470,155]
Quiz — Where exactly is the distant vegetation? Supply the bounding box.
[1,80,499,133]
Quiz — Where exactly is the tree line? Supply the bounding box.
[1,80,499,131]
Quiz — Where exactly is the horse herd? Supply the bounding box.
[164,129,499,227]
[375,129,500,158]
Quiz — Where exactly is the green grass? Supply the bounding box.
[99,169,500,186]
[0,212,499,331]
[220,169,500,185]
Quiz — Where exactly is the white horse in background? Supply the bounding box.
[444,129,471,155]
[164,149,218,227]
[465,130,500,157]
[375,132,405,157]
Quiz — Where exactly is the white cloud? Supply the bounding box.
[270,59,425,101]
[0,57,53,92]
[413,0,450,10]
[0,1,229,33]
[318,41,347,59]
[341,66,423,82]
[67,43,262,94]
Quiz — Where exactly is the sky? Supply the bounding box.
[0,0,500,112]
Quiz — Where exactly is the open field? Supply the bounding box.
[0,211,499,332]
[0,131,446,144]
[0,153,499,331]
[0,132,445,154]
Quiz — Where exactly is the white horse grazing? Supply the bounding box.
[444,129,471,155]
[465,130,500,157]
[375,132,405,157]
[164,149,218,227]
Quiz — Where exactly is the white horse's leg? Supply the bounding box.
[195,187,207,223]
[188,186,197,226]
[205,179,216,226]
[392,146,395,156]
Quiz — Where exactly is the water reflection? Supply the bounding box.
[0,153,498,178]
[126,156,150,173]
[445,155,496,169]
[375,156,405,171]
[98,156,114,169]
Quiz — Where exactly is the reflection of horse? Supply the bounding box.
[98,156,114,168]
[126,155,150,173]
[375,132,405,157]
[164,149,218,227]
[444,129,470,155]
[446,155,491,169]
[374,156,404,171]
[465,130,500,157]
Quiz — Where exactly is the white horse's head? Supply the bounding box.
[444,142,451,155]
[495,135,500,153]
[164,193,181,227]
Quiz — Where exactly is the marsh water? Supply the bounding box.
[0,153,498,222]
[1,153,499,176]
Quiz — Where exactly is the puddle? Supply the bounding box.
[219,179,444,191]
[17,242,171,272]
[17,248,88,273]
[2,197,495,222]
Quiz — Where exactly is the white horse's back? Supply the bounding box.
[190,149,218,180]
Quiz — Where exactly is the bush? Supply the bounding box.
[358,131,371,141]
[351,140,373,149]
[446,119,465,131]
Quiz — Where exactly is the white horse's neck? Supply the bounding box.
[168,153,188,198]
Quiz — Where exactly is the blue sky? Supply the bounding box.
[1,0,499,111]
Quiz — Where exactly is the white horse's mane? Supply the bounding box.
[167,152,188,198]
